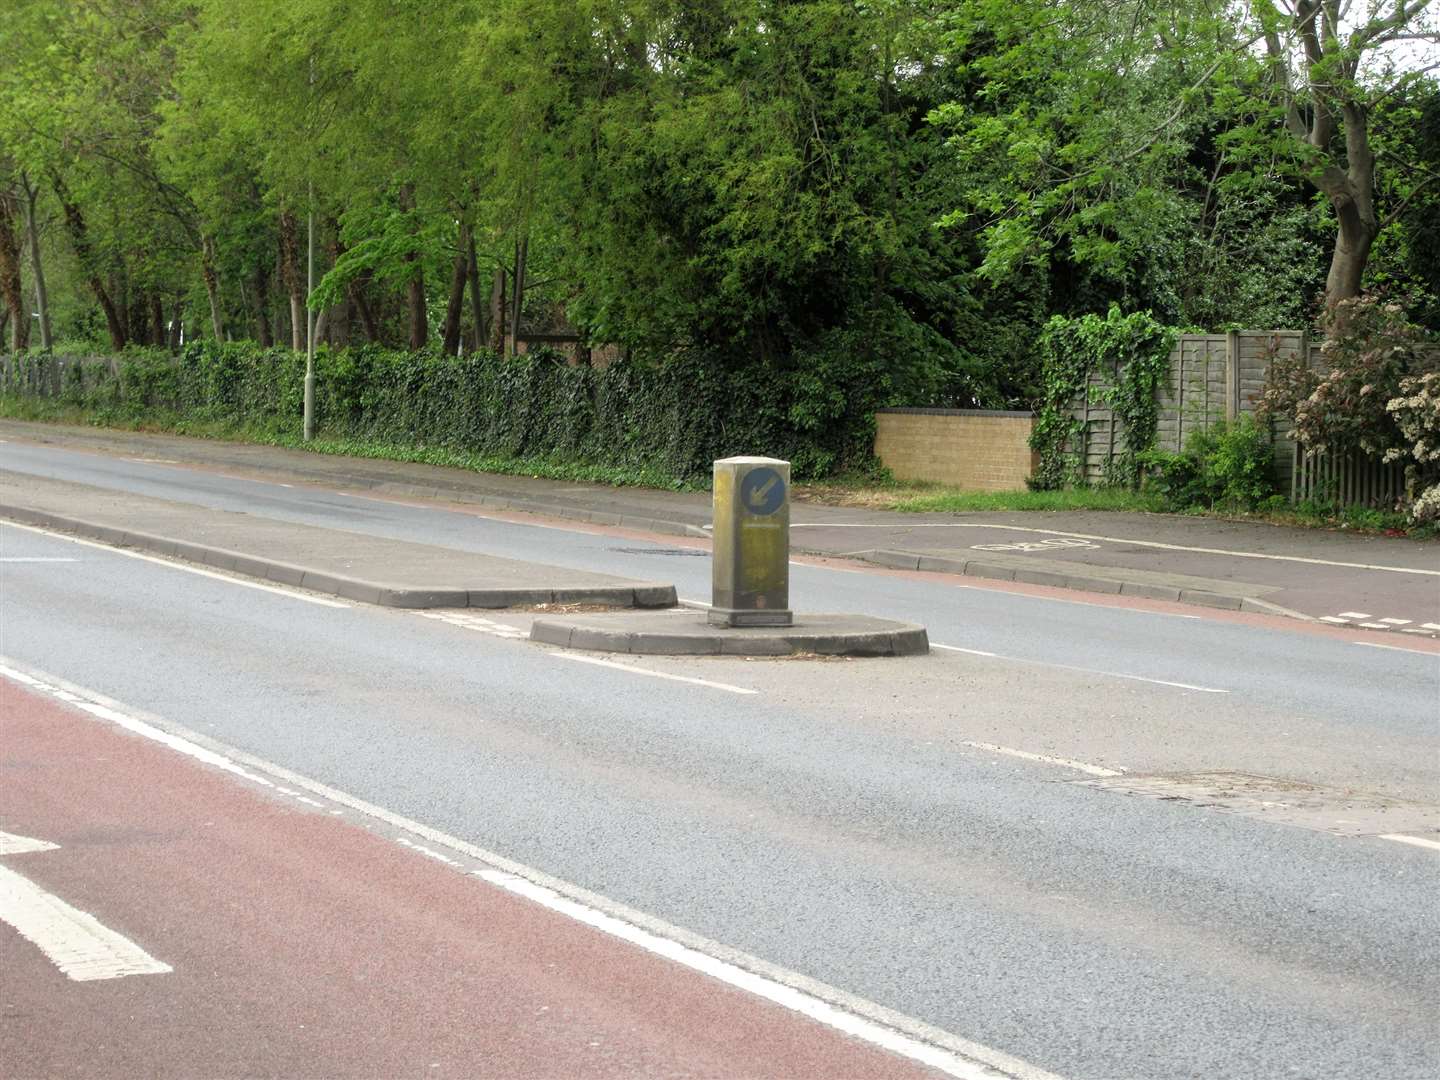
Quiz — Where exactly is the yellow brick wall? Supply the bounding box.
[873,411,1037,491]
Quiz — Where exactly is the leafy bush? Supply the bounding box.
[1385,370,1440,523]
[1140,416,1277,511]
[1,340,896,485]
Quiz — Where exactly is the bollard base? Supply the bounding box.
[707,607,793,628]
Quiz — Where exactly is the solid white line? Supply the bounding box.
[958,742,1124,778]
[0,865,172,981]
[0,521,349,608]
[1353,641,1435,654]
[791,524,1440,576]
[0,663,279,790]
[0,658,1062,1080]
[0,830,59,856]
[552,652,758,695]
[931,643,1228,693]
[0,557,80,562]
[1379,834,1440,853]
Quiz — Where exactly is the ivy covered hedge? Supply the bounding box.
[0,341,899,485]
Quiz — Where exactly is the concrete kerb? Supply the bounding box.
[845,548,1314,620]
[0,503,678,612]
[529,611,929,658]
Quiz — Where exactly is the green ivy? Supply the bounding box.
[1029,306,1176,489]
[0,341,894,485]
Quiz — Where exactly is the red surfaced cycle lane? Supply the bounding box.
[0,678,940,1079]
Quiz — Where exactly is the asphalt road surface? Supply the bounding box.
[2,447,1439,1079]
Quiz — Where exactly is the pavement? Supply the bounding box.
[0,470,675,610]
[2,419,1436,629]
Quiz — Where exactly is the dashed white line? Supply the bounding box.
[0,522,349,608]
[1379,618,1412,625]
[1380,834,1440,853]
[0,831,59,856]
[1337,611,1372,619]
[0,557,80,563]
[1,658,1061,1080]
[931,643,1228,693]
[552,653,758,695]
[959,742,1124,778]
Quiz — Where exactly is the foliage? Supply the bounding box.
[0,341,893,483]
[1029,306,1176,489]
[1257,295,1439,459]
[1385,371,1440,523]
[1139,417,1277,512]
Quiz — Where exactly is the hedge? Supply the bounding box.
[0,341,897,484]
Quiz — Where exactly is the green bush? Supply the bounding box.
[2,341,895,485]
[1140,416,1277,510]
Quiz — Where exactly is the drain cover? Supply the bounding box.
[609,547,708,556]
[1075,771,1440,837]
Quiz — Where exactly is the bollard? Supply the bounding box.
[709,456,792,627]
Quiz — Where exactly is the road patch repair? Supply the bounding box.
[532,458,929,658]
[0,471,675,610]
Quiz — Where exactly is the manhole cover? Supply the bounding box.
[609,547,708,556]
[1075,771,1440,837]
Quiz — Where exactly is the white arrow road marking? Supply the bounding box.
[0,830,172,981]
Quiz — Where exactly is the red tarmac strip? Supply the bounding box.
[0,680,937,1078]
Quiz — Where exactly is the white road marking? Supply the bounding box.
[931,643,1228,693]
[1358,622,1392,630]
[958,742,1124,778]
[1423,623,1440,632]
[1338,612,1372,619]
[0,557,80,563]
[552,653,758,695]
[1319,616,1350,624]
[792,525,1440,577]
[1,659,1062,1080]
[1353,641,1433,653]
[415,611,526,639]
[0,831,59,856]
[1380,834,1440,853]
[0,834,172,982]
[0,521,350,608]
[1379,618,1412,625]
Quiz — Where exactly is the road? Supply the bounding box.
[2,442,1439,1079]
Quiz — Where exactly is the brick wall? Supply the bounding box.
[874,409,1037,491]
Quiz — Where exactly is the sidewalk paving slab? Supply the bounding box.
[0,471,675,610]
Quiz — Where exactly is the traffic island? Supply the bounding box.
[530,609,928,657]
[532,455,929,658]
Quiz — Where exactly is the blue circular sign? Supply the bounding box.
[740,467,786,516]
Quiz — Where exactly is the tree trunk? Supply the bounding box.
[488,267,505,354]
[19,174,50,350]
[251,261,274,347]
[351,268,381,343]
[168,298,182,351]
[0,191,30,352]
[441,223,468,356]
[278,211,304,351]
[50,170,125,350]
[507,236,527,357]
[1324,207,1376,315]
[149,294,166,348]
[202,235,224,342]
[466,228,486,351]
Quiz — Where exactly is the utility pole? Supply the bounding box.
[302,58,317,441]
